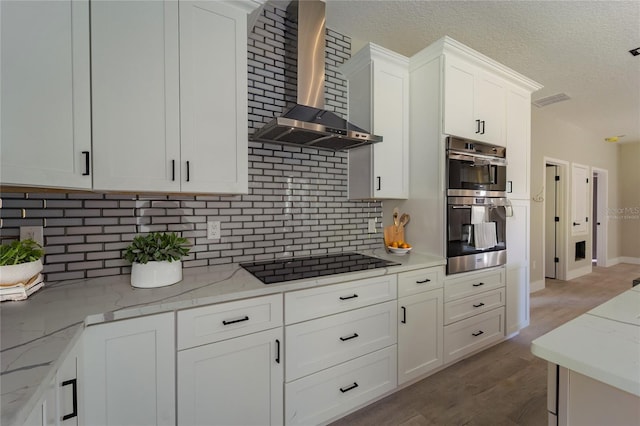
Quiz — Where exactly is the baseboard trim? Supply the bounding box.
[618,257,640,265]
[566,265,593,281]
[530,279,545,293]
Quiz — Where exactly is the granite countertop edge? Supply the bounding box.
[1,249,445,426]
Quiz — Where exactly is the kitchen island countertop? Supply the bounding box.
[531,287,640,397]
[1,249,445,426]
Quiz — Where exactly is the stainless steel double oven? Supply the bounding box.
[446,136,508,274]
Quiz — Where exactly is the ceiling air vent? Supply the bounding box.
[532,93,571,108]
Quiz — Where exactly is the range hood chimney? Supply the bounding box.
[250,0,382,151]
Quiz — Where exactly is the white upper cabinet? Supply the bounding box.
[444,54,506,145]
[91,0,181,192]
[92,0,255,194]
[505,87,533,199]
[1,0,91,189]
[341,43,410,199]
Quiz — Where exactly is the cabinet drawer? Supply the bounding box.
[285,346,397,426]
[444,307,504,364]
[286,301,397,381]
[284,275,397,324]
[444,268,505,302]
[177,294,283,350]
[397,266,444,297]
[444,288,505,325]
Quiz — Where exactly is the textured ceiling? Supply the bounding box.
[323,0,640,144]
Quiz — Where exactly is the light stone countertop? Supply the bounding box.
[1,249,445,426]
[531,288,640,397]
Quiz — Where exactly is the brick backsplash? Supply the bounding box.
[0,3,384,282]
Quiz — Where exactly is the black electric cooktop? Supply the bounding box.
[240,252,400,284]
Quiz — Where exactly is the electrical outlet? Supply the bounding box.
[368,218,377,233]
[20,226,44,245]
[207,221,221,240]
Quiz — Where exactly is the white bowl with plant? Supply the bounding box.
[0,239,45,285]
[123,232,190,288]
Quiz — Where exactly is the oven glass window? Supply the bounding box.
[447,204,506,257]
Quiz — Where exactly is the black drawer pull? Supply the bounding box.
[472,330,484,337]
[376,176,381,191]
[475,119,481,134]
[416,278,431,284]
[339,333,359,342]
[222,316,249,325]
[186,160,191,182]
[480,120,486,135]
[472,282,485,287]
[473,302,485,308]
[171,159,176,181]
[61,378,78,420]
[275,339,281,364]
[339,294,358,300]
[340,382,359,393]
[401,306,407,324]
[82,151,90,176]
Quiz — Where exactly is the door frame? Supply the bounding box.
[592,167,609,267]
[543,157,569,281]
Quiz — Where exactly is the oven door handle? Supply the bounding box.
[448,151,507,166]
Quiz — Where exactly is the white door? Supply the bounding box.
[443,56,476,139]
[506,88,531,196]
[91,0,181,192]
[177,327,283,426]
[371,60,409,198]
[57,336,82,426]
[397,289,444,384]
[474,72,506,144]
[545,166,559,279]
[179,0,249,194]
[1,0,91,189]
[83,313,175,426]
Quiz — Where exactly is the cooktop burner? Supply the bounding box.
[240,252,400,284]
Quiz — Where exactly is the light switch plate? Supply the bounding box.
[368,218,377,233]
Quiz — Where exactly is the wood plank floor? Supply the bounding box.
[330,263,640,426]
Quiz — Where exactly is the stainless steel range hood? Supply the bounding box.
[250,0,382,151]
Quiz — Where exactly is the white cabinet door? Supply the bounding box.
[57,336,82,426]
[83,313,175,426]
[343,44,409,200]
[179,0,249,194]
[506,87,532,199]
[571,163,590,235]
[1,0,91,189]
[177,327,283,426]
[397,288,444,384]
[443,55,506,145]
[506,199,530,335]
[91,0,181,192]
[443,55,476,140]
[23,377,56,426]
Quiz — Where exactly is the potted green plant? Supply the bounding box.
[123,232,190,288]
[0,239,45,285]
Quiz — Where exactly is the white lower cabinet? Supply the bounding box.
[82,313,175,426]
[23,377,56,426]
[444,307,505,364]
[285,346,397,426]
[398,289,444,384]
[177,328,283,426]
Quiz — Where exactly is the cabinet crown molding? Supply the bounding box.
[410,36,543,93]
[340,42,409,77]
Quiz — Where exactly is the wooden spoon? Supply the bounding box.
[399,213,410,228]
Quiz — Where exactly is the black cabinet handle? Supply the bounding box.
[339,333,359,342]
[222,315,249,325]
[82,151,90,176]
[61,378,78,421]
[275,339,280,364]
[172,160,176,181]
[339,294,358,300]
[340,382,359,393]
[597,222,601,225]
[401,306,406,324]
[472,330,484,337]
[473,302,485,308]
[472,282,485,287]
[186,160,190,182]
[481,120,486,134]
[416,278,431,284]
[475,119,481,134]
[376,176,381,191]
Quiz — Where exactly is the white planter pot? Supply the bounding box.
[131,261,182,288]
[0,259,43,285]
